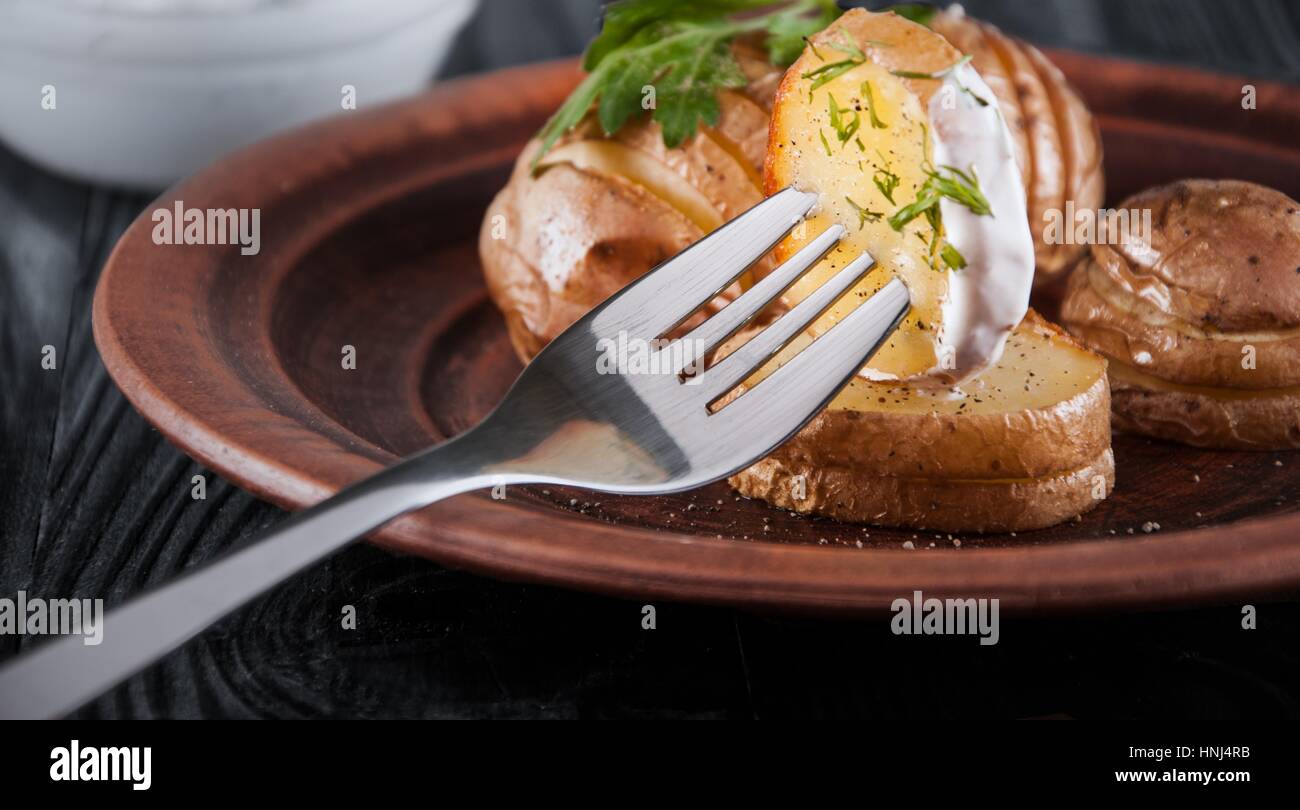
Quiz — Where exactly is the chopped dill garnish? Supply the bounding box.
[888,163,991,272]
[826,93,861,148]
[801,35,866,96]
[860,81,888,129]
[844,196,883,229]
[873,152,900,204]
[889,54,973,80]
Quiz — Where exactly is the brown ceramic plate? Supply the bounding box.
[94,55,1300,616]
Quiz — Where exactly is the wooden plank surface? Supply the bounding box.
[2,0,1299,718]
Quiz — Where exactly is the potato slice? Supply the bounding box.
[727,311,1109,479]
[1107,362,1300,451]
[766,9,965,377]
[726,312,1114,531]
[766,8,1033,381]
[979,24,1065,276]
[481,144,703,359]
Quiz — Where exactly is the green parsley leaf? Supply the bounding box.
[765,0,842,65]
[534,0,842,169]
[584,0,754,72]
[599,29,747,148]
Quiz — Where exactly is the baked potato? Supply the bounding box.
[479,5,1105,363]
[477,4,1115,532]
[728,8,1113,531]
[930,5,1104,281]
[727,311,1114,532]
[765,6,1036,383]
[1061,179,1300,449]
[481,40,782,361]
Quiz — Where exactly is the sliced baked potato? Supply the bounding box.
[481,42,781,362]
[727,8,1114,531]
[930,5,1104,281]
[766,7,1035,382]
[728,312,1114,532]
[476,4,1115,532]
[479,5,1104,364]
[1061,179,1300,449]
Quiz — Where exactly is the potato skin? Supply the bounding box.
[1085,180,1300,334]
[1063,256,1300,391]
[931,6,1104,281]
[722,312,1114,531]
[1109,382,1300,451]
[480,140,702,360]
[731,448,1114,533]
[727,313,1111,481]
[480,45,781,363]
[1061,179,1300,450]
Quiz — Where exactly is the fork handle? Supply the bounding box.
[0,436,494,720]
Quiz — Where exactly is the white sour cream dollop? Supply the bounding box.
[922,63,1034,385]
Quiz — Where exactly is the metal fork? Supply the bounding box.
[0,186,909,719]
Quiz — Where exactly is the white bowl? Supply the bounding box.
[0,0,479,187]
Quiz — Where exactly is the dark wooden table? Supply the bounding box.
[3,0,1299,719]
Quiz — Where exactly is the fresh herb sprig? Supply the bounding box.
[888,163,991,232]
[860,81,888,129]
[889,53,973,80]
[844,196,883,229]
[533,0,841,168]
[873,153,900,204]
[889,164,991,271]
[826,93,861,148]
[800,35,866,96]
